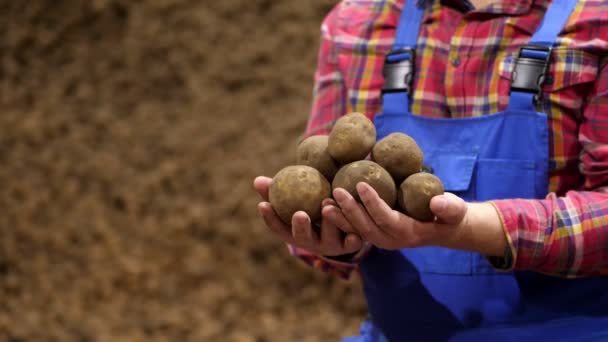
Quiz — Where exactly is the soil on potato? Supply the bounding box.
[0,1,367,341]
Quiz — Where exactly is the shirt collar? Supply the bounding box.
[438,0,534,15]
[473,0,534,15]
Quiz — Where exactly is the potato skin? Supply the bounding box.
[332,160,396,208]
[398,172,444,222]
[269,165,331,224]
[296,135,339,181]
[372,132,423,182]
[328,112,376,164]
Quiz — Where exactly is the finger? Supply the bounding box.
[253,176,273,201]
[343,233,363,253]
[430,192,468,225]
[356,182,400,236]
[319,218,344,255]
[322,205,355,233]
[291,211,318,249]
[258,202,295,244]
[333,188,390,245]
[322,198,337,207]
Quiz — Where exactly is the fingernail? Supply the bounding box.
[333,189,346,202]
[293,211,309,224]
[434,197,447,212]
[356,182,368,196]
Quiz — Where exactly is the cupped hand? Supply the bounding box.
[332,182,470,250]
[253,176,363,256]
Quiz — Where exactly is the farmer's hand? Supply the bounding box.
[332,182,506,256]
[254,176,363,256]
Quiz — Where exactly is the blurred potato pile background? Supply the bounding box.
[0,1,367,341]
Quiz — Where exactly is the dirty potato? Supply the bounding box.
[328,112,376,164]
[296,135,339,181]
[269,165,331,224]
[372,132,423,183]
[398,172,444,222]
[332,160,396,208]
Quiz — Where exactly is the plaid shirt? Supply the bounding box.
[290,0,608,279]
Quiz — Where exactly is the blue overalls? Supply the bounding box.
[343,0,608,341]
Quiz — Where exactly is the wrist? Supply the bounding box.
[440,202,506,256]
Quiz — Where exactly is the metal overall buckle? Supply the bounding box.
[382,47,415,93]
[510,45,552,102]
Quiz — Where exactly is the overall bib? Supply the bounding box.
[343,0,608,341]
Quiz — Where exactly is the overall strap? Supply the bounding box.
[508,0,579,111]
[394,0,424,50]
[381,0,424,115]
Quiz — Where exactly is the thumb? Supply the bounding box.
[430,193,467,225]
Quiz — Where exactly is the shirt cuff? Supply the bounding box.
[287,242,373,280]
[485,201,517,272]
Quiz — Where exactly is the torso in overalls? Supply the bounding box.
[344,0,608,341]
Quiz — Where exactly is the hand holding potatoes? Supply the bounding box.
[332,183,468,250]
[254,176,363,256]
[256,111,452,254]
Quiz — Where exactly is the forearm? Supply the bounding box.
[436,190,608,277]
[489,190,608,277]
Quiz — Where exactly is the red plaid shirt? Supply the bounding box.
[290,0,608,279]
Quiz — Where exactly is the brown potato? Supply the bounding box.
[328,112,376,164]
[372,132,423,183]
[398,172,444,222]
[332,160,396,208]
[296,135,339,181]
[269,165,331,224]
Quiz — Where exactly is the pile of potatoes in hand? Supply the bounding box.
[269,112,444,227]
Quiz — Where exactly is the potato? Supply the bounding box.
[296,135,339,181]
[269,165,331,224]
[398,172,444,222]
[328,112,376,164]
[332,160,396,208]
[372,132,423,182]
